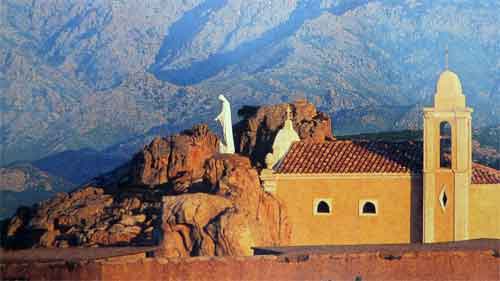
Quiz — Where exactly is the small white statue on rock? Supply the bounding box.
[215,94,235,154]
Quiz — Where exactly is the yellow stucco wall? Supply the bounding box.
[469,184,500,239]
[275,175,422,246]
[433,170,455,242]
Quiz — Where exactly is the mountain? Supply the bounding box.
[0,163,75,219]
[1,0,500,167]
[32,148,129,185]
[471,124,500,169]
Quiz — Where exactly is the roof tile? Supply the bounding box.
[472,163,500,184]
[275,140,500,185]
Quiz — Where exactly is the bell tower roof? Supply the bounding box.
[437,70,463,96]
[434,69,466,110]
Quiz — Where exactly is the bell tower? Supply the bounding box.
[423,69,473,243]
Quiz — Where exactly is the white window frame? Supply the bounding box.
[313,198,332,216]
[359,199,378,216]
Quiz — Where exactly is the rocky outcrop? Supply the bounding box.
[3,186,162,249]
[234,100,334,167]
[160,193,233,257]
[159,154,290,257]
[3,124,290,256]
[127,124,219,189]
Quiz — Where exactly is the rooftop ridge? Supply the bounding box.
[472,161,500,174]
[274,140,499,185]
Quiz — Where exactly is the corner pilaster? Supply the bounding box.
[260,169,277,194]
[423,109,436,243]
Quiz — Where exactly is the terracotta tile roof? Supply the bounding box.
[472,163,500,185]
[275,141,500,185]
[276,140,422,174]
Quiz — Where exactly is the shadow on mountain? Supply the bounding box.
[0,190,55,220]
[151,0,324,85]
[328,0,372,16]
[151,0,377,85]
[150,0,228,71]
[33,148,129,185]
[0,162,77,219]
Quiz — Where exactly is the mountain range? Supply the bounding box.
[0,163,75,218]
[1,0,499,176]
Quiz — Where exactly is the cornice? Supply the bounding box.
[422,108,473,119]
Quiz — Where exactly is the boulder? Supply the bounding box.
[5,206,31,237]
[234,99,334,167]
[2,187,160,249]
[128,124,219,188]
[119,214,146,226]
[159,193,233,257]
[89,224,142,246]
[3,122,291,255]
[157,154,290,257]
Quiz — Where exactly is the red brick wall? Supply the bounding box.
[2,249,499,280]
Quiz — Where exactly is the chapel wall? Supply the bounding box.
[275,176,422,245]
[469,184,500,239]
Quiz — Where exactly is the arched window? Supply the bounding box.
[359,199,378,216]
[440,122,452,168]
[313,199,332,215]
[317,201,330,213]
[362,202,376,214]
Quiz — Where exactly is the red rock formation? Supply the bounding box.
[128,124,219,190]
[3,186,162,249]
[158,154,290,257]
[3,123,290,256]
[234,99,334,167]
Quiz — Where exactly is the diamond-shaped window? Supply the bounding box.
[439,186,448,211]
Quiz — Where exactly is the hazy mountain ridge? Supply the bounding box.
[1,0,500,166]
[0,163,76,218]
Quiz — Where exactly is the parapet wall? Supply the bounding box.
[2,248,499,280]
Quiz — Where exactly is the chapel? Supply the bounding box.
[260,69,500,246]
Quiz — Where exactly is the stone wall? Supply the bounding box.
[2,248,498,280]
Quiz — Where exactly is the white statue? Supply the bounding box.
[265,105,300,169]
[215,94,235,154]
